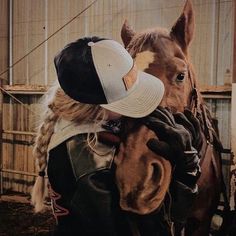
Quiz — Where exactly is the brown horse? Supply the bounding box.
[117,0,223,235]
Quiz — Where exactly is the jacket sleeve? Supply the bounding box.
[48,134,129,235]
[70,169,121,234]
[66,134,131,235]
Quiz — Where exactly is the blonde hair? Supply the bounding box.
[31,82,108,212]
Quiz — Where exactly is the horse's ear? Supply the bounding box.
[170,0,194,54]
[121,19,135,48]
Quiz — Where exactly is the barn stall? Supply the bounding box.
[0,0,235,235]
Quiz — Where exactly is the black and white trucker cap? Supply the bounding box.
[54,37,164,118]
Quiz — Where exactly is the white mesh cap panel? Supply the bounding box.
[90,40,134,103]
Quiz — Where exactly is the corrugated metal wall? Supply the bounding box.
[0,0,234,193]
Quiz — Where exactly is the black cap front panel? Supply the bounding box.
[54,37,108,104]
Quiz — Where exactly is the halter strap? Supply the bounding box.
[187,64,199,115]
[187,64,223,147]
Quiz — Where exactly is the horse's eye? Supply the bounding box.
[176,73,185,82]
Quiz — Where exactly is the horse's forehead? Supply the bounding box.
[133,36,184,71]
[153,37,184,59]
[135,51,156,71]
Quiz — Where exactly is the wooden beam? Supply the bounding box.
[201,94,231,99]
[1,84,232,96]
[3,85,48,91]
[200,84,231,99]
[1,168,38,177]
[200,84,232,93]
[2,84,48,94]
[3,130,36,136]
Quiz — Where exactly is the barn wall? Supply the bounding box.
[7,0,235,86]
[0,0,233,194]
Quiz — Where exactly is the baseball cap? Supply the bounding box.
[54,37,164,118]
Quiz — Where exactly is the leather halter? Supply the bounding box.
[187,64,199,115]
[187,64,223,150]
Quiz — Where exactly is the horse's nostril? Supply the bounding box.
[126,191,138,209]
[151,163,161,183]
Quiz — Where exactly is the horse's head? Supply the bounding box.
[121,0,201,112]
[115,123,172,214]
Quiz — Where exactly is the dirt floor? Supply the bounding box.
[0,193,55,236]
[1,193,236,236]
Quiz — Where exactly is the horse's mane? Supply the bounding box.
[126,28,170,57]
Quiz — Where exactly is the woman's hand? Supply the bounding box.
[144,107,201,186]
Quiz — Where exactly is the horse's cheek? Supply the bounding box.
[166,90,186,112]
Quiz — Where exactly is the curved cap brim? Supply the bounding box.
[100,71,165,118]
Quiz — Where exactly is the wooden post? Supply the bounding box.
[0,0,9,196]
[230,0,236,210]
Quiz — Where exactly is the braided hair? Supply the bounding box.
[31,36,108,212]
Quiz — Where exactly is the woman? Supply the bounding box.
[31,36,201,235]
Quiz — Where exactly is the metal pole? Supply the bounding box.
[9,0,13,86]
[44,0,48,86]
[0,0,11,196]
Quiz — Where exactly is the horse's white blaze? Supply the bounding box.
[134,51,155,72]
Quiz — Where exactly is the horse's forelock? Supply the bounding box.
[126,28,169,57]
